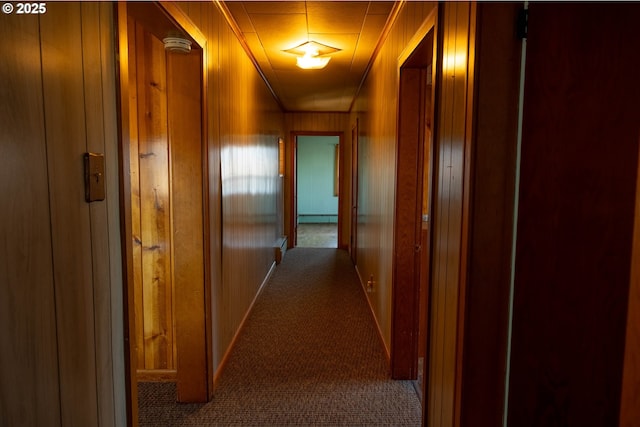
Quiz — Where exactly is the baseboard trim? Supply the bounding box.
[355,264,391,364]
[213,261,277,387]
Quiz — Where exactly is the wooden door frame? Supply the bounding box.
[390,10,437,382]
[115,2,211,424]
[288,131,345,249]
[350,119,359,265]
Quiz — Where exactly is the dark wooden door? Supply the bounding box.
[508,4,640,426]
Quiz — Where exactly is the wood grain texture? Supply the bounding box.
[81,3,117,425]
[350,1,438,354]
[1,3,126,426]
[179,1,285,374]
[40,4,99,425]
[134,25,175,371]
[167,48,209,402]
[508,4,640,426]
[0,12,61,427]
[391,67,425,380]
[426,3,475,426]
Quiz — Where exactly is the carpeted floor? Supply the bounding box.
[138,248,422,426]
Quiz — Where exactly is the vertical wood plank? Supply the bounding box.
[135,26,174,371]
[426,3,474,426]
[128,16,145,371]
[80,3,116,425]
[40,3,99,425]
[0,12,61,427]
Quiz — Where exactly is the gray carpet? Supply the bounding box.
[138,248,422,426]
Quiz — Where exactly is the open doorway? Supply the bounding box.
[290,133,343,248]
[116,2,212,422]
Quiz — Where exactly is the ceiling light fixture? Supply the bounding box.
[283,41,340,70]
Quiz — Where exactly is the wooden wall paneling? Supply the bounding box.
[194,3,222,378]
[427,3,474,426]
[167,47,209,402]
[40,3,99,425]
[620,135,640,426]
[508,4,640,425]
[202,3,225,374]
[428,5,452,424]
[127,16,145,371]
[80,3,116,425]
[196,6,215,403]
[206,0,285,376]
[0,13,61,426]
[349,1,437,357]
[135,25,175,371]
[459,3,521,426]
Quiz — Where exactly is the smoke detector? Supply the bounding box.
[163,35,192,53]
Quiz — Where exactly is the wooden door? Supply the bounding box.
[391,26,435,380]
[507,4,640,425]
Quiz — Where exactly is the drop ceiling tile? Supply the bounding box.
[249,13,308,49]
[367,1,395,15]
[225,2,255,32]
[242,1,306,14]
[306,1,369,34]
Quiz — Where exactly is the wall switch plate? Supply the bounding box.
[84,152,105,202]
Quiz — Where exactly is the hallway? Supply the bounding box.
[137,248,421,425]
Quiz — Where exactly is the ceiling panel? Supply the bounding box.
[222,1,396,112]
[306,1,369,33]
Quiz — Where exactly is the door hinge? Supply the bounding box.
[517,7,528,39]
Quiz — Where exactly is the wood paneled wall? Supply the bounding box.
[177,1,285,373]
[350,0,437,355]
[426,4,477,426]
[0,3,125,426]
[128,19,176,374]
[283,112,351,248]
